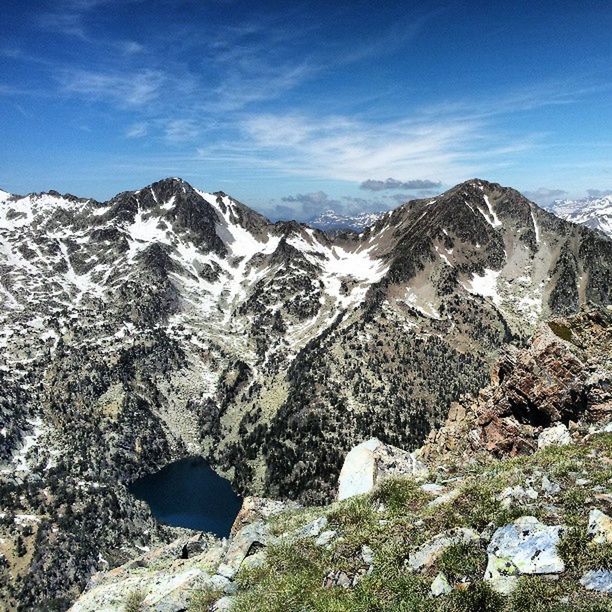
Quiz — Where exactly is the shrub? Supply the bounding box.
[124,589,145,612]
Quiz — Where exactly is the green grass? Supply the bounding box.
[225,433,612,612]
[437,542,487,583]
[124,589,145,612]
[188,588,224,611]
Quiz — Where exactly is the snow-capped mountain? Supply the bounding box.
[308,208,384,232]
[547,193,612,237]
[1,177,611,606]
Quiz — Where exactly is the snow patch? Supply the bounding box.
[481,195,502,228]
[465,268,501,305]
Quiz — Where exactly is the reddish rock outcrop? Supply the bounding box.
[421,306,612,463]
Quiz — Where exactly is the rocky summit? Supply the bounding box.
[1,178,612,609]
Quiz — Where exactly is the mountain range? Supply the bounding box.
[1,177,611,607]
[309,192,612,238]
[307,209,384,232]
[546,193,612,238]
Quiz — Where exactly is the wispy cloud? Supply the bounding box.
[125,122,149,139]
[236,112,515,183]
[58,68,164,106]
[587,188,612,198]
[164,119,200,143]
[360,178,441,191]
[523,187,568,206]
[37,12,87,39]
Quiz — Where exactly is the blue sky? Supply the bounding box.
[1,0,611,219]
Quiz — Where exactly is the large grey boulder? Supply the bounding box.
[484,516,565,594]
[337,438,428,501]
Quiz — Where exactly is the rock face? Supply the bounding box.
[217,521,271,580]
[337,438,428,500]
[230,496,300,536]
[70,497,323,611]
[422,307,612,464]
[484,516,565,593]
[70,533,229,612]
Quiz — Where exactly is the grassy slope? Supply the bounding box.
[192,433,612,611]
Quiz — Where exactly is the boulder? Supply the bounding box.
[587,509,612,545]
[407,528,479,572]
[484,516,565,594]
[337,438,428,501]
[290,516,327,539]
[217,521,271,580]
[537,423,571,449]
[580,569,612,594]
[231,496,300,535]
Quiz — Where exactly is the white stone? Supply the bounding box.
[408,528,479,572]
[361,545,374,565]
[293,516,327,539]
[587,509,612,545]
[427,487,461,508]
[431,572,452,596]
[541,475,560,496]
[484,516,565,593]
[315,530,337,547]
[420,483,445,495]
[212,595,235,611]
[580,569,612,594]
[337,438,428,501]
[498,485,538,508]
[537,423,571,449]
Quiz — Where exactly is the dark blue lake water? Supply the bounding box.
[129,457,243,538]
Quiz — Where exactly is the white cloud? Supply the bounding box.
[236,112,527,184]
[125,122,148,139]
[360,178,441,191]
[523,187,568,207]
[58,68,164,106]
[164,119,200,143]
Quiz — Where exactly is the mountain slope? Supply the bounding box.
[1,177,612,607]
